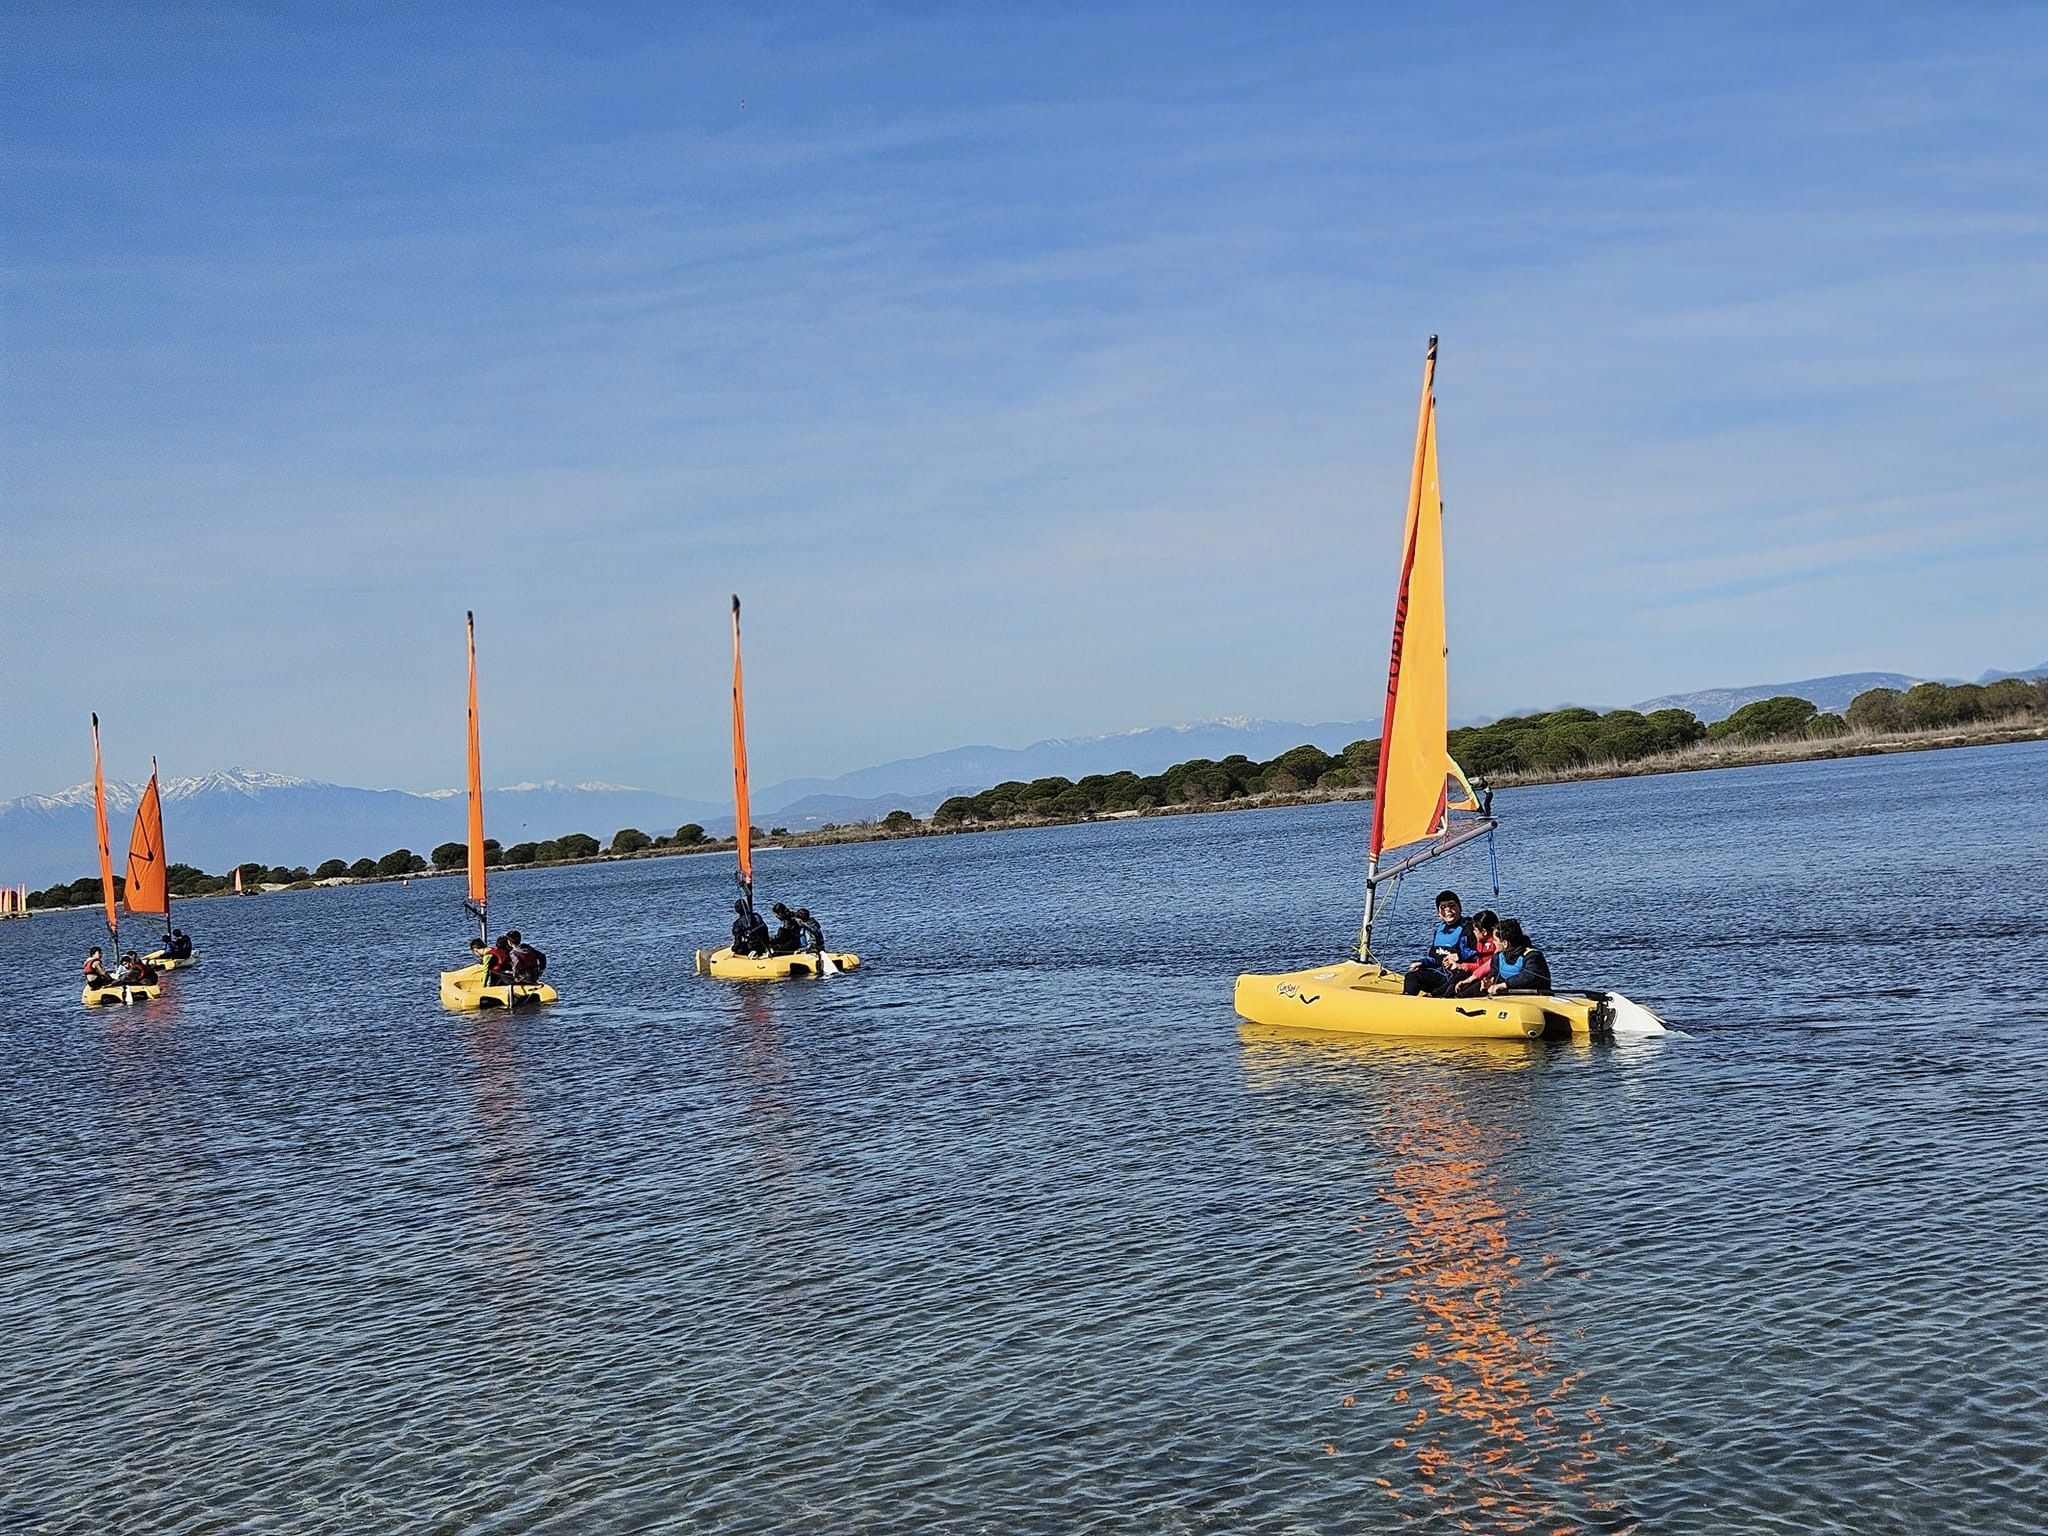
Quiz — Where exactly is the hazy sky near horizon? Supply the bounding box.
[5,2,2044,801]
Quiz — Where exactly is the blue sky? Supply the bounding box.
[4,2,2044,801]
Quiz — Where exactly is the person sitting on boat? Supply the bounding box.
[766,901,805,955]
[506,930,547,983]
[488,932,519,983]
[1482,919,1552,995]
[83,947,117,989]
[1403,890,1478,996]
[163,929,194,960]
[468,936,502,982]
[1449,910,1501,996]
[112,951,157,985]
[731,899,771,956]
[793,907,824,955]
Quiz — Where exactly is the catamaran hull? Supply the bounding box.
[144,952,198,971]
[82,982,163,1007]
[695,947,861,981]
[439,963,559,1011]
[1234,961,1661,1041]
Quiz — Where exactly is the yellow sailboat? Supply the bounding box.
[129,762,199,970]
[81,715,161,1007]
[695,596,860,980]
[439,612,558,1011]
[1234,339,1667,1041]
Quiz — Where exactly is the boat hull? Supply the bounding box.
[1234,960,1611,1041]
[695,947,861,980]
[439,963,559,1011]
[144,951,198,971]
[82,981,163,1007]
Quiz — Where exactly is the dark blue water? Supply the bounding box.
[3,742,2045,1534]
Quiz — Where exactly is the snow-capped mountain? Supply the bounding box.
[0,770,725,889]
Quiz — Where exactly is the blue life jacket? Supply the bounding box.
[1424,918,1476,965]
[1496,950,1528,983]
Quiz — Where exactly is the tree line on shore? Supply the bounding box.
[22,678,2041,904]
[933,678,2048,826]
[23,822,727,911]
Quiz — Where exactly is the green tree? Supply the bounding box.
[1898,682,1963,730]
[610,828,652,854]
[1981,677,2040,717]
[1846,687,1902,731]
[1805,712,1848,738]
[503,843,537,865]
[315,859,350,879]
[555,832,601,858]
[1707,696,1818,742]
[1261,745,1336,794]
[431,841,467,871]
[881,810,915,829]
[674,823,706,845]
[348,858,378,879]
[483,838,503,867]
[375,848,419,877]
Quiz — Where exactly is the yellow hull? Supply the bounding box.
[439,963,559,1011]
[82,981,163,1007]
[144,952,198,971]
[1234,960,1610,1041]
[695,947,861,981]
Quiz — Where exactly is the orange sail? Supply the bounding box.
[466,611,488,910]
[90,714,118,940]
[730,595,753,897]
[124,761,169,918]
[1368,336,1480,864]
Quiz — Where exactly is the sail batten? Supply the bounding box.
[465,612,488,912]
[125,760,169,918]
[730,596,753,899]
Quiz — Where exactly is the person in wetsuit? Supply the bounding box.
[1482,919,1552,996]
[731,900,771,957]
[1403,890,1478,996]
[793,907,824,955]
[164,929,194,960]
[766,902,804,955]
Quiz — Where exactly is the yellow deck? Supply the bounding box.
[82,981,163,1007]
[144,951,199,971]
[439,962,559,1011]
[1234,960,1607,1041]
[695,946,861,981]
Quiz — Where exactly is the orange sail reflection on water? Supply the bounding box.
[1369,1075,1634,1531]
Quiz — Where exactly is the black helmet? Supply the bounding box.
[734,899,747,914]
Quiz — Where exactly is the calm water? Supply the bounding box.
[3,742,2046,1534]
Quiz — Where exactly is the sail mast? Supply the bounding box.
[730,595,754,911]
[1358,336,1492,960]
[1365,335,1454,956]
[91,714,118,949]
[465,611,488,943]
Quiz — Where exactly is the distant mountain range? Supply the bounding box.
[3,663,2040,888]
[1630,662,2047,723]
[0,771,728,891]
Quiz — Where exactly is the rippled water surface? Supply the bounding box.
[4,742,2046,1534]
